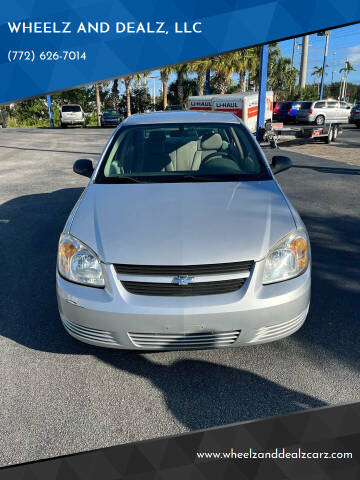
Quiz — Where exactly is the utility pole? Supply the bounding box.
[46,95,54,128]
[299,35,309,89]
[256,44,269,141]
[95,83,101,126]
[291,38,296,66]
[319,31,330,100]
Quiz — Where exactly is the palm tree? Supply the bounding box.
[174,63,191,106]
[189,59,212,95]
[95,83,101,126]
[245,47,260,91]
[111,79,119,109]
[339,60,356,100]
[235,50,250,92]
[160,66,173,109]
[124,76,131,117]
[211,52,240,94]
[268,56,298,98]
[339,59,357,77]
[311,65,328,93]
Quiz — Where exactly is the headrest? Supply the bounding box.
[200,133,223,150]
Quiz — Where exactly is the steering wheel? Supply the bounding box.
[200,151,236,167]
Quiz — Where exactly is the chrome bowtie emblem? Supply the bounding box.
[172,275,194,286]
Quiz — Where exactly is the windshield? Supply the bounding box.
[62,105,81,112]
[103,110,119,115]
[95,123,270,184]
[300,102,312,109]
[279,102,292,111]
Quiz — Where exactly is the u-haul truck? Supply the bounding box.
[188,91,273,133]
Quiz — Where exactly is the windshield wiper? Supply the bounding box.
[109,176,145,183]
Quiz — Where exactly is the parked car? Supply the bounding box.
[165,105,185,111]
[296,100,351,125]
[57,111,311,350]
[101,109,121,127]
[349,103,360,128]
[60,104,86,128]
[273,101,304,123]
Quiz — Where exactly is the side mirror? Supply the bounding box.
[73,159,94,178]
[271,155,292,175]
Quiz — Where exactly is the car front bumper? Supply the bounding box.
[56,260,311,350]
[101,119,121,126]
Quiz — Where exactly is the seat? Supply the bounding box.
[142,132,171,172]
[193,133,224,167]
[165,138,198,171]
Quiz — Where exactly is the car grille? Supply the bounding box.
[114,261,253,276]
[128,330,241,349]
[62,318,119,346]
[122,278,246,296]
[115,261,253,297]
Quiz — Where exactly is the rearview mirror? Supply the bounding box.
[73,159,94,178]
[271,156,292,175]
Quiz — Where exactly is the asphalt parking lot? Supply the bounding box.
[0,125,359,466]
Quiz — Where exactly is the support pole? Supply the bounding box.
[46,95,54,128]
[319,31,329,100]
[256,44,268,141]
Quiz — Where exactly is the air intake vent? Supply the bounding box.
[128,330,241,349]
[122,278,246,296]
[62,318,119,346]
[114,261,253,276]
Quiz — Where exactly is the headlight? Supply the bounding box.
[57,233,105,287]
[263,229,309,284]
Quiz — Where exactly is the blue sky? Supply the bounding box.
[118,23,360,97]
[279,24,360,85]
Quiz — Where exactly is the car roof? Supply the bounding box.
[121,111,242,125]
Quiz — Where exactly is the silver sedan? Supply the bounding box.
[56,111,311,350]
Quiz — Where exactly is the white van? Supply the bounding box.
[188,91,273,133]
[60,104,86,128]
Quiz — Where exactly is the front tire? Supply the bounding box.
[315,115,325,126]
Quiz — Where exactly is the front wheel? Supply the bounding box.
[356,122,360,129]
[315,115,325,126]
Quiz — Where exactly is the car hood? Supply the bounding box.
[70,181,295,265]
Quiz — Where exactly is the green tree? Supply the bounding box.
[123,76,131,117]
[211,52,240,94]
[168,78,197,106]
[189,59,212,95]
[174,63,192,106]
[311,65,328,94]
[110,79,119,109]
[160,66,173,109]
[268,57,298,99]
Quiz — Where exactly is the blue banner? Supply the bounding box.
[0,0,359,103]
